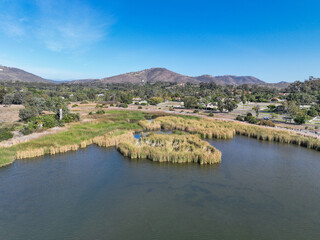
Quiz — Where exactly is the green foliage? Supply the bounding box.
[119,103,128,108]
[138,106,142,109]
[72,104,78,108]
[236,115,244,121]
[258,120,276,127]
[193,109,199,113]
[183,96,198,108]
[63,113,80,123]
[209,113,214,117]
[148,97,164,105]
[0,128,14,141]
[224,98,238,112]
[307,106,319,117]
[294,115,307,125]
[19,107,39,121]
[20,122,38,135]
[267,104,276,112]
[96,110,105,114]
[245,115,259,124]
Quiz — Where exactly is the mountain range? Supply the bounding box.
[0,65,289,87]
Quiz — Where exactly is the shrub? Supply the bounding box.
[41,115,57,128]
[0,128,13,141]
[96,110,105,114]
[119,103,128,108]
[209,113,214,117]
[294,115,306,125]
[258,120,275,127]
[236,115,244,121]
[88,112,93,115]
[245,115,258,124]
[169,107,174,111]
[63,113,80,123]
[72,104,78,108]
[80,101,88,104]
[193,109,199,113]
[246,112,253,117]
[20,123,38,135]
[138,106,142,109]
[19,107,39,121]
[110,103,114,107]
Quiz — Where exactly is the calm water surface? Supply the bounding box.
[0,136,320,240]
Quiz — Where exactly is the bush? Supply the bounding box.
[96,110,105,114]
[20,123,38,135]
[209,113,214,117]
[138,106,142,109]
[72,104,78,108]
[119,103,128,108]
[258,120,275,127]
[294,115,306,125]
[169,107,174,111]
[80,101,88,104]
[41,115,57,128]
[236,115,244,121]
[88,112,93,115]
[63,113,80,123]
[19,107,39,121]
[245,115,258,124]
[193,109,199,113]
[110,103,114,107]
[246,112,253,117]
[0,128,13,141]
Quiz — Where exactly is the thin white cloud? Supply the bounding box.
[0,0,113,52]
[0,14,26,37]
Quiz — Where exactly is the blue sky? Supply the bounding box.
[0,0,320,82]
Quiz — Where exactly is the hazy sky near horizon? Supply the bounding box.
[0,0,320,82]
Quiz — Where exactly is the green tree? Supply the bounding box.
[252,105,260,117]
[224,98,238,112]
[19,107,39,121]
[183,96,198,108]
[217,99,224,112]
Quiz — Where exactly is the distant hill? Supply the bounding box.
[98,68,198,84]
[0,65,49,83]
[1,65,289,87]
[88,68,265,86]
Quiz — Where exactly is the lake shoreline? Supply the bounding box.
[0,110,319,168]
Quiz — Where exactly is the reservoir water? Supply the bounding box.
[0,136,319,240]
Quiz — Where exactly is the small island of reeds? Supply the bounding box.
[118,133,221,164]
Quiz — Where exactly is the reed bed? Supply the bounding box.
[153,116,236,139]
[118,133,221,165]
[138,120,161,131]
[15,130,134,161]
[151,116,320,151]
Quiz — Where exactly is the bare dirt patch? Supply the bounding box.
[0,105,24,124]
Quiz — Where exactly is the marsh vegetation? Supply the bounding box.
[118,133,221,164]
